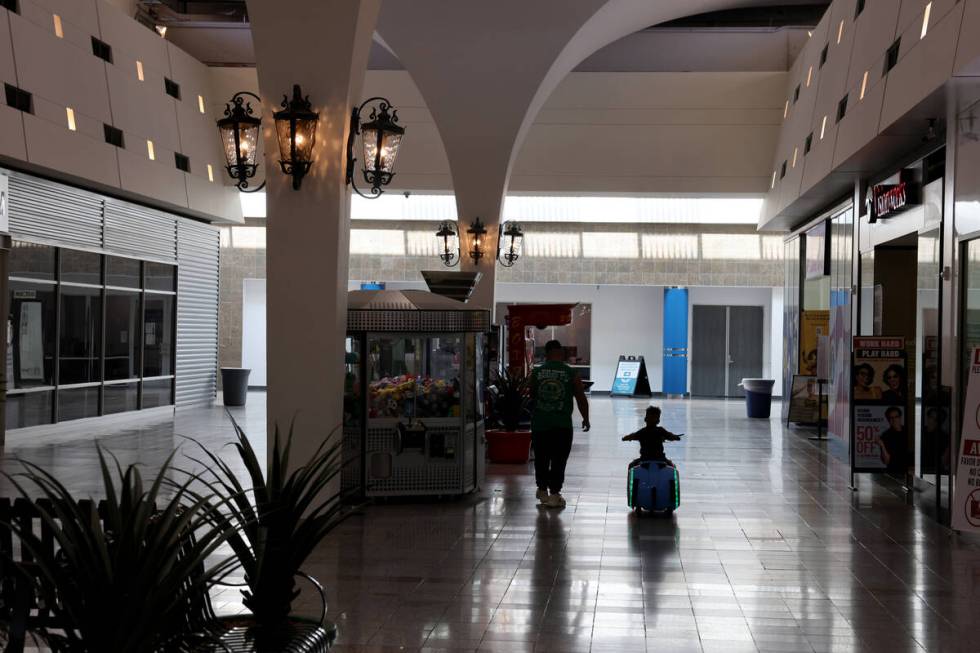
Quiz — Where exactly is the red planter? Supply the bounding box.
[486,429,532,463]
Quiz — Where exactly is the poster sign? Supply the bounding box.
[952,347,980,533]
[611,355,651,397]
[852,337,908,473]
[18,302,43,381]
[787,375,821,424]
[804,221,829,279]
[800,310,829,376]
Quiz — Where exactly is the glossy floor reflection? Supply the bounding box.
[3,395,979,652]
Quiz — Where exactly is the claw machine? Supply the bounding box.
[343,290,490,497]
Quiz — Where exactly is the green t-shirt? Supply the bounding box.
[530,361,576,431]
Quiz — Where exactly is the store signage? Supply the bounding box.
[952,347,980,533]
[851,337,909,474]
[866,170,919,222]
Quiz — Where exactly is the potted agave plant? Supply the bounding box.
[1,449,237,652]
[184,418,350,648]
[486,368,533,463]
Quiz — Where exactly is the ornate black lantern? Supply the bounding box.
[273,84,319,190]
[216,91,263,193]
[467,218,488,262]
[497,221,525,267]
[346,97,405,199]
[435,220,460,267]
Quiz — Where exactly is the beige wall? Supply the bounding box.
[211,67,786,195]
[218,220,783,369]
[762,0,980,229]
[0,0,242,222]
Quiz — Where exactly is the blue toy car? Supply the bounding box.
[627,460,680,514]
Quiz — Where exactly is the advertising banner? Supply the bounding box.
[787,375,821,424]
[852,337,908,473]
[800,310,829,376]
[611,356,651,397]
[952,347,980,533]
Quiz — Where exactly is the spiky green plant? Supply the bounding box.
[182,418,349,626]
[2,448,238,653]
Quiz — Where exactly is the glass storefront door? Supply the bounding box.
[917,228,948,516]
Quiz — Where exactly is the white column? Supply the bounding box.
[247,0,380,455]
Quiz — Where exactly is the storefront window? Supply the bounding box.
[145,262,176,292]
[106,256,141,288]
[8,280,56,388]
[59,285,102,384]
[141,378,174,409]
[105,289,141,380]
[60,249,101,285]
[5,241,178,430]
[58,385,100,421]
[828,209,853,441]
[7,391,53,428]
[143,294,175,377]
[104,382,139,414]
[10,241,55,280]
[781,237,801,412]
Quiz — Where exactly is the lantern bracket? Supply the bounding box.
[219,91,265,193]
[346,96,400,200]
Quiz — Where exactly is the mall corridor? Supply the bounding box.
[4,395,977,653]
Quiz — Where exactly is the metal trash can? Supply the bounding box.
[739,378,775,418]
[220,367,251,406]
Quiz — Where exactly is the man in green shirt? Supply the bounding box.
[530,340,590,508]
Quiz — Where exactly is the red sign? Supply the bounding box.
[963,439,980,457]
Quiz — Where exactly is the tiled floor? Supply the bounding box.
[3,394,980,652]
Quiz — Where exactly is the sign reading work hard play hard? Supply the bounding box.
[851,337,909,474]
[953,348,980,533]
[611,355,651,397]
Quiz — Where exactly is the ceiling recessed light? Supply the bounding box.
[66,107,76,131]
[136,60,144,82]
[860,71,869,100]
[147,140,156,161]
[921,2,932,40]
[53,14,63,39]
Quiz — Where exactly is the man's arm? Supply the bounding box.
[573,375,590,431]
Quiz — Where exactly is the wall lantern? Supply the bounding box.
[217,91,264,193]
[273,84,319,191]
[467,218,488,263]
[497,221,525,267]
[345,97,405,199]
[436,220,460,267]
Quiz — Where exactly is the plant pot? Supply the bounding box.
[486,429,532,463]
[211,615,336,652]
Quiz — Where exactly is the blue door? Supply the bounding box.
[663,288,689,395]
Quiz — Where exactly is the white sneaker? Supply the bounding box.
[536,488,549,502]
[546,493,566,508]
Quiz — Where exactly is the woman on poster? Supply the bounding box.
[853,363,882,401]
